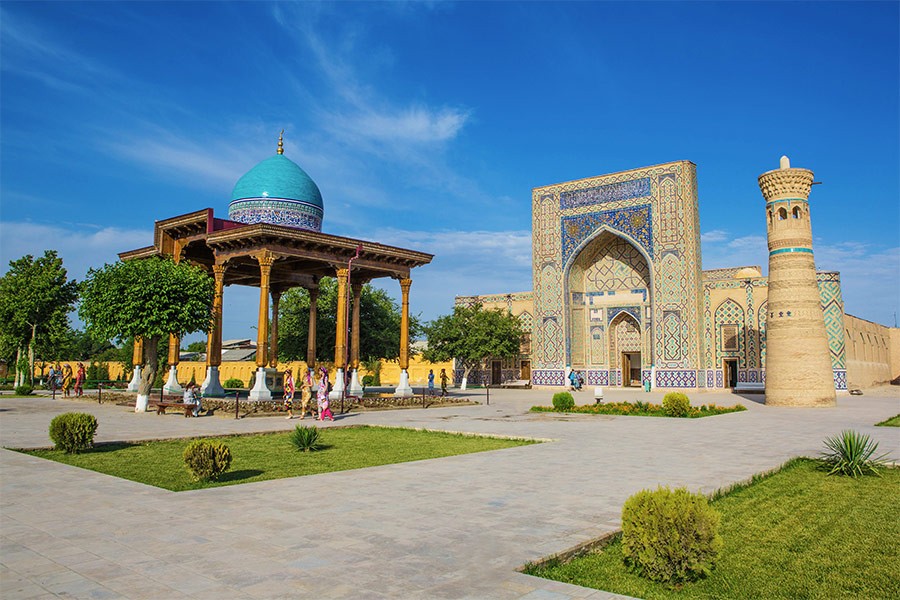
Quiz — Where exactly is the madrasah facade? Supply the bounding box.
[457,157,899,394]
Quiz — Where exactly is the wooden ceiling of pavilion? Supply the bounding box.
[118,209,433,289]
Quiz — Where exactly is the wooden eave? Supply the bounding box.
[118,211,433,290]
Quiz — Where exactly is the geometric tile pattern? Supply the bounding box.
[715,298,746,368]
[655,370,698,387]
[817,272,846,369]
[229,197,323,232]
[561,205,653,265]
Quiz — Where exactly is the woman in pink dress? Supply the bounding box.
[317,367,334,421]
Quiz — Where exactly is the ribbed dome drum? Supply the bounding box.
[228,153,324,232]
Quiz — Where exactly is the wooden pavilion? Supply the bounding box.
[120,138,432,402]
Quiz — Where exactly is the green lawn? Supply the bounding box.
[524,459,900,600]
[21,426,536,491]
[530,401,745,418]
[875,414,900,427]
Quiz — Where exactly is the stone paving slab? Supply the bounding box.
[1,388,898,599]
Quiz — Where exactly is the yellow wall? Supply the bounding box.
[33,356,453,387]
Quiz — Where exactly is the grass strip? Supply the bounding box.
[18,425,537,491]
[530,401,745,418]
[524,459,900,600]
[875,413,900,427]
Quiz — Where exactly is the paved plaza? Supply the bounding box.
[1,388,898,599]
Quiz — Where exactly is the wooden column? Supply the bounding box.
[307,287,318,371]
[167,246,184,367]
[399,278,412,370]
[269,288,282,368]
[133,337,144,366]
[207,264,226,368]
[350,282,363,369]
[333,268,349,368]
[256,253,275,368]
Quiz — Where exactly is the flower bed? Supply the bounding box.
[530,400,745,418]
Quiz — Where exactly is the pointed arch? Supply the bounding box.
[715,298,746,368]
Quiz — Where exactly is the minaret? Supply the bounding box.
[758,156,836,406]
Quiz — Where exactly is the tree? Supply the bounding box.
[79,258,214,401]
[0,251,79,386]
[185,341,207,353]
[422,303,524,389]
[277,277,421,364]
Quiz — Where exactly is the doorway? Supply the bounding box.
[724,359,738,388]
[491,360,502,385]
[622,352,641,386]
[520,360,531,381]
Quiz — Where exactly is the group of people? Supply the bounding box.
[46,363,86,397]
[282,367,335,421]
[568,370,585,391]
[427,368,450,397]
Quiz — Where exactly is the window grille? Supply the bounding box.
[722,325,739,351]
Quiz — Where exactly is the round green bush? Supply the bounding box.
[663,392,691,417]
[49,412,98,454]
[622,486,722,584]
[552,392,575,410]
[223,378,244,389]
[362,375,375,387]
[15,384,33,396]
[183,440,232,481]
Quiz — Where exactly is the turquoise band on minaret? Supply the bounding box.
[769,247,813,256]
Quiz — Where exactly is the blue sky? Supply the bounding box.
[2,1,898,344]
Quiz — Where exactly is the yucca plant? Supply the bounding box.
[290,424,321,452]
[820,430,891,477]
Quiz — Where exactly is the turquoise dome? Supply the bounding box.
[230,154,323,208]
[229,153,324,232]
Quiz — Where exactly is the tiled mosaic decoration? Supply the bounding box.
[228,197,323,232]
[559,177,651,210]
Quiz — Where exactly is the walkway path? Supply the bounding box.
[2,388,898,599]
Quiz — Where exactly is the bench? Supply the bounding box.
[500,379,531,389]
[735,382,765,393]
[156,401,198,417]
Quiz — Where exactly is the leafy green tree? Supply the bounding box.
[277,277,421,364]
[423,303,524,389]
[0,251,78,386]
[79,258,214,397]
[184,341,207,353]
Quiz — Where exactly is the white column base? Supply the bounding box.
[593,387,604,403]
[249,367,272,401]
[394,369,414,398]
[329,368,345,401]
[163,366,183,395]
[348,369,363,396]
[200,366,225,398]
[126,366,142,392]
[135,394,149,412]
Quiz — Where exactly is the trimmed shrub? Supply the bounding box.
[289,424,322,452]
[223,378,244,389]
[820,429,890,477]
[622,486,722,584]
[49,412,98,453]
[182,440,232,481]
[15,384,34,396]
[663,392,691,417]
[362,375,375,387]
[552,392,575,410]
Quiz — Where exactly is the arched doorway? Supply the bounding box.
[566,230,651,385]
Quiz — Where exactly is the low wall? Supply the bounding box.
[32,357,454,388]
[844,314,899,388]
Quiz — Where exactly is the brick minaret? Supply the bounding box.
[758,156,836,406]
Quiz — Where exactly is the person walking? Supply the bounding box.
[317,367,334,421]
[299,368,313,419]
[61,364,73,397]
[47,364,58,392]
[440,368,449,397]
[428,369,435,397]
[283,368,295,419]
[74,363,86,397]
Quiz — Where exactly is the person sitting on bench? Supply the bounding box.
[184,382,201,417]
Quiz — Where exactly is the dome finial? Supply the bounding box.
[277,129,284,155]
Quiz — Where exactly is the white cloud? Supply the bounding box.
[700,229,728,243]
[0,221,152,282]
[329,106,470,144]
